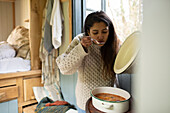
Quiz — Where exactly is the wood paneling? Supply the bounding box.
[0,70,41,80]
[60,72,77,108]
[0,70,42,113]
[23,77,43,101]
[0,2,13,41]
[29,0,46,69]
[69,0,72,43]
[15,0,29,29]
[0,78,16,87]
[23,104,37,113]
[0,86,18,102]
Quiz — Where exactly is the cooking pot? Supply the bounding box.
[91,87,131,113]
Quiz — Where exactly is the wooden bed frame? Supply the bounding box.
[0,0,72,113]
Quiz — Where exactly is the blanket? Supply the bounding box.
[35,97,76,113]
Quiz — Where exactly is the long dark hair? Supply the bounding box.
[84,11,119,80]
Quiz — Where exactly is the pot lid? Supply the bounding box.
[114,31,141,74]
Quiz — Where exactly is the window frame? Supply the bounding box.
[72,0,106,38]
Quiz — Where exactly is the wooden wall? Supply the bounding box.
[0,2,13,41]
[29,0,46,69]
[15,0,30,29]
[0,0,29,41]
[59,0,71,55]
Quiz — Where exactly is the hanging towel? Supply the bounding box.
[44,0,54,52]
[40,0,60,85]
[50,0,64,49]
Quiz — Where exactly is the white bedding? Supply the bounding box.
[0,57,31,73]
[0,41,16,60]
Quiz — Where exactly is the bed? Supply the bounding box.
[0,0,44,113]
[0,27,41,112]
[0,0,75,113]
[0,26,31,73]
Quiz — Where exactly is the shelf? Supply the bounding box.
[0,70,42,80]
[18,100,37,107]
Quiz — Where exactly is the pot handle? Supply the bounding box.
[101,103,114,110]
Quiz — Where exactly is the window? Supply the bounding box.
[83,0,143,41]
[72,0,106,37]
[85,0,105,16]
[105,0,143,41]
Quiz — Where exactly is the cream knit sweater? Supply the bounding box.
[56,33,115,110]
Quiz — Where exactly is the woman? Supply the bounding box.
[56,11,121,113]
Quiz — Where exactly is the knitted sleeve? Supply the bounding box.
[56,34,88,75]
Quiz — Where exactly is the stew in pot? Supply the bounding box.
[94,93,126,102]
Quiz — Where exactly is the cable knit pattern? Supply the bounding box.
[56,33,114,110]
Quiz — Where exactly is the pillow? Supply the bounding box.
[7,26,30,59]
[0,41,16,60]
[33,83,63,103]
[16,44,30,59]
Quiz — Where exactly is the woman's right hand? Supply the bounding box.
[81,36,92,48]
